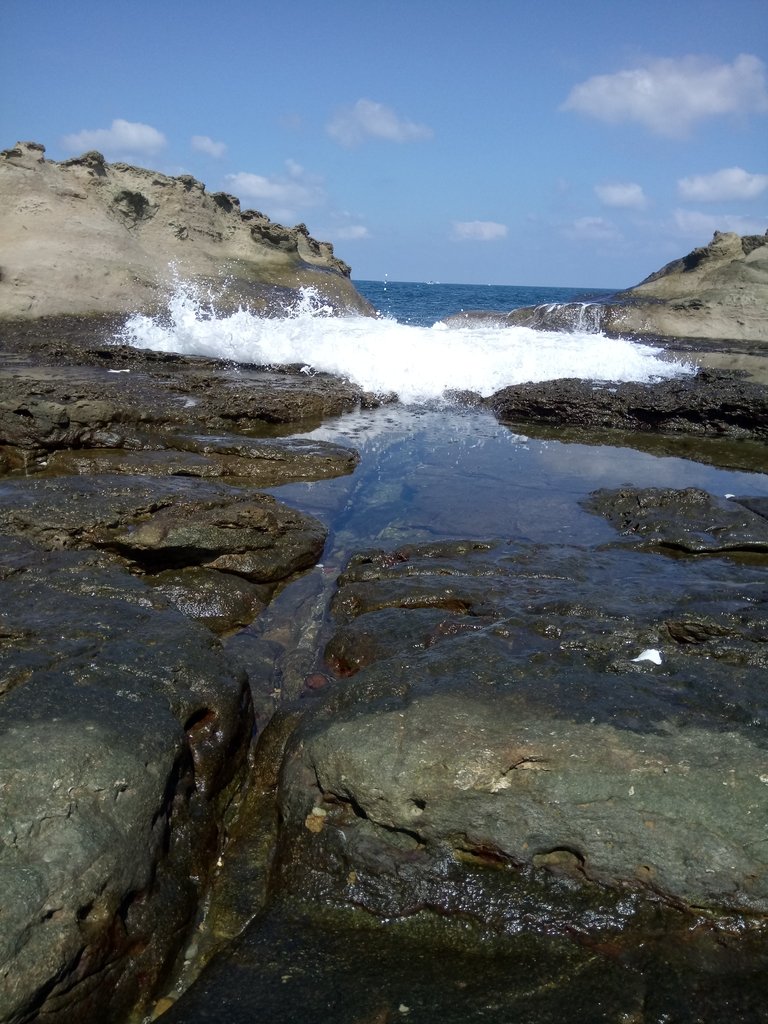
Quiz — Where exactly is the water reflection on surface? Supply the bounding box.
[179,406,768,1024]
[267,406,768,557]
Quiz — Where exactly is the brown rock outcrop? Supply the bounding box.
[448,230,768,345]
[0,141,373,320]
[603,230,768,342]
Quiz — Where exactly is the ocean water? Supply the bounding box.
[113,272,768,554]
[117,279,694,404]
[353,279,613,327]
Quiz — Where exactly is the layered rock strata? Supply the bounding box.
[0,141,373,320]
[446,231,768,344]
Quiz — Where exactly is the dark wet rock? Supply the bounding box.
[486,369,768,441]
[159,903,649,1024]
[734,496,768,522]
[0,535,253,1023]
[324,606,485,676]
[161,899,768,1024]
[584,486,768,554]
[145,567,272,634]
[0,319,363,1020]
[0,343,367,461]
[0,474,327,581]
[46,435,359,486]
[278,685,768,917]
[268,534,768,934]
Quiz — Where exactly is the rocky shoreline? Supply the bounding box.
[444,229,768,347]
[0,313,767,1022]
[0,321,376,1022]
[2,146,768,1022]
[0,142,372,320]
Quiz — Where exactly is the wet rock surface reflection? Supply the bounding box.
[164,407,768,1023]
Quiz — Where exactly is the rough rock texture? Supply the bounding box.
[0,141,374,320]
[154,485,768,1022]
[604,230,768,342]
[0,466,331,1021]
[486,369,768,441]
[159,899,768,1024]
[0,321,368,1021]
[0,328,366,469]
[447,231,768,344]
[584,487,768,554]
[0,474,327,580]
[274,525,768,927]
[0,537,254,1023]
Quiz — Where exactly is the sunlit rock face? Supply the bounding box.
[0,141,374,320]
[450,231,768,345]
[601,230,768,343]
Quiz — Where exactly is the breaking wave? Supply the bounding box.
[116,281,695,405]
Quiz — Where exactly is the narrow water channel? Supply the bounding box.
[161,403,768,1023]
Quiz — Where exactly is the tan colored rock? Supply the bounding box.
[0,141,372,320]
[603,230,768,342]
[454,229,768,346]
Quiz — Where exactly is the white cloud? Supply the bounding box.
[562,54,768,137]
[334,224,370,240]
[327,98,433,147]
[451,220,508,241]
[225,161,325,223]
[61,119,167,157]
[564,217,620,241]
[595,182,648,209]
[191,134,227,159]
[673,208,768,238]
[678,167,768,202]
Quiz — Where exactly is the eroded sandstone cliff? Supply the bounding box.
[0,141,373,320]
[446,230,768,345]
[604,229,768,342]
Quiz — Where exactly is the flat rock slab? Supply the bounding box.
[0,474,327,581]
[0,536,253,1024]
[46,435,359,486]
[0,343,366,462]
[273,527,768,926]
[585,486,768,553]
[280,686,768,914]
[486,370,768,441]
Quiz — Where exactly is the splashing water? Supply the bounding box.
[116,281,695,404]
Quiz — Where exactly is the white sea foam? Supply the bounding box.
[116,282,695,404]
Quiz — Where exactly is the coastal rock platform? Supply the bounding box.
[485,368,768,443]
[166,506,768,1021]
[0,324,368,1023]
[0,536,254,1023]
[2,315,768,1021]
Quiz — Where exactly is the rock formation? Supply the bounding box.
[604,230,768,342]
[0,141,373,320]
[447,230,768,345]
[0,330,369,1023]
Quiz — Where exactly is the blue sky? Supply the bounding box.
[3,0,767,288]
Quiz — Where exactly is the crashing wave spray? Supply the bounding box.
[116,280,695,404]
